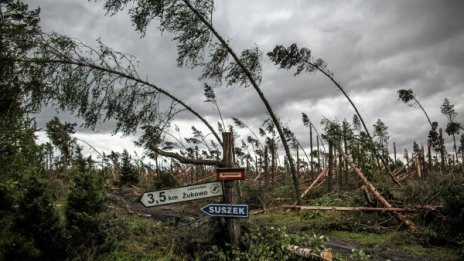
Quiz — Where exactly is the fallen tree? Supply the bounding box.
[283,205,441,212]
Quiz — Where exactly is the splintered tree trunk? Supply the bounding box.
[222,132,240,247]
[300,168,328,199]
[393,142,397,165]
[338,147,418,230]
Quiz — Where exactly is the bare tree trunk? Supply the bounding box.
[439,128,446,171]
[264,146,269,188]
[317,137,321,173]
[271,139,276,187]
[327,141,333,193]
[338,153,343,189]
[310,122,314,177]
[296,145,300,178]
[427,138,432,171]
[343,122,349,187]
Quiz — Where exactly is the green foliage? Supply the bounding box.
[120,150,139,185]
[240,183,272,209]
[348,249,371,260]
[321,117,343,146]
[203,225,328,260]
[267,44,324,76]
[391,174,464,255]
[372,119,389,151]
[65,170,116,259]
[46,116,77,171]
[397,89,415,104]
[440,175,464,241]
[0,168,67,261]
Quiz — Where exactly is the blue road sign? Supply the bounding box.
[201,204,249,218]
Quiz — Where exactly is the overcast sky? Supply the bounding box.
[30,0,464,162]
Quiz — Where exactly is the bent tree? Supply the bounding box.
[99,0,302,203]
[441,98,461,159]
[268,44,398,184]
[13,33,224,166]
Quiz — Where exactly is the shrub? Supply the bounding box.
[0,168,67,261]
[65,170,117,259]
[203,225,328,260]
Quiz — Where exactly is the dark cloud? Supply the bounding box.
[28,0,464,160]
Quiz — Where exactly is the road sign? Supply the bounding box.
[216,168,245,181]
[200,204,249,218]
[140,181,223,207]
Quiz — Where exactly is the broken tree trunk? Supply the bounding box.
[287,245,332,261]
[300,152,339,199]
[283,205,440,212]
[392,153,419,177]
[338,147,418,230]
[300,168,328,199]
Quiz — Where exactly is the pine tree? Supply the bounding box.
[120,149,139,185]
[65,170,114,258]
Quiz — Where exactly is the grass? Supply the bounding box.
[328,230,392,246]
[61,177,464,260]
[399,245,460,261]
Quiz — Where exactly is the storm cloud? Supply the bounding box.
[29,0,464,158]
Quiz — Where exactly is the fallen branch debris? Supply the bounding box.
[338,147,418,230]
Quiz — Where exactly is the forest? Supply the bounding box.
[1,1,463,260]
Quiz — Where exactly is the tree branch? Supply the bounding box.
[149,145,221,166]
[13,56,223,146]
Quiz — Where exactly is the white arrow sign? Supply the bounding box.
[140,181,223,207]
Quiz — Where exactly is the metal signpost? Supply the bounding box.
[140,181,223,207]
[201,203,249,218]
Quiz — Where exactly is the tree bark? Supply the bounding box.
[222,132,240,247]
[327,141,333,193]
